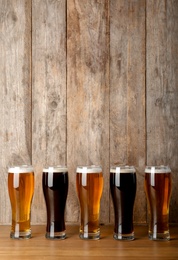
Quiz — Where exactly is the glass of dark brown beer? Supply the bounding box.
[76,165,103,240]
[110,165,136,240]
[145,166,172,240]
[8,165,34,239]
[42,166,68,239]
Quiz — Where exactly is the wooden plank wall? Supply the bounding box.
[0,0,177,225]
[0,0,32,224]
[67,0,109,223]
[110,0,146,223]
[146,0,178,222]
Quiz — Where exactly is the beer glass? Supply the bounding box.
[145,166,172,240]
[8,165,34,239]
[42,166,68,239]
[110,165,136,240]
[76,165,103,240]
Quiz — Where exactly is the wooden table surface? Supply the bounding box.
[0,225,177,259]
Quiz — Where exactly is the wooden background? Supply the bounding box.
[0,0,178,225]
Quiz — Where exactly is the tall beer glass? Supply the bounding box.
[76,165,103,240]
[8,165,34,239]
[42,166,68,239]
[110,165,136,240]
[145,166,172,240]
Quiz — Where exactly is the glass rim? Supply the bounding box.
[8,165,34,173]
[110,165,136,173]
[43,166,68,173]
[145,165,171,173]
[76,165,102,173]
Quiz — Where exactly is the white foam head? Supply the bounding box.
[76,165,102,173]
[145,165,171,173]
[8,165,34,173]
[43,166,68,173]
[110,165,136,173]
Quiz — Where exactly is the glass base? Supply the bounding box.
[148,231,170,241]
[113,232,134,241]
[45,231,66,240]
[79,231,100,240]
[10,231,31,239]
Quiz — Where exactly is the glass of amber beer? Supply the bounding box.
[110,165,137,240]
[76,165,103,240]
[145,166,172,240]
[8,165,34,239]
[42,166,68,239]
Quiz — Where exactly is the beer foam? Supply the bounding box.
[8,165,34,173]
[43,166,68,173]
[110,165,136,173]
[76,165,102,173]
[145,166,171,173]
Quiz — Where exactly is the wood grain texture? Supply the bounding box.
[32,0,67,224]
[67,0,110,223]
[0,0,178,225]
[0,225,178,259]
[110,0,146,223]
[0,0,32,224]
[146,0,178,222]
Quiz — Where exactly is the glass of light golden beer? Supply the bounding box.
[8,165,34,239]
[110,165,136,240]
[76,165,103,240]
[144,166,172,240]
[42,166,68,239]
